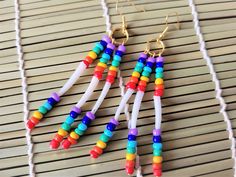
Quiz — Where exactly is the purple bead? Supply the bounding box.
[129,128,138,136]
[107,43,115,50]
[72,106,81,114]
[86,111,95,120]
[139,52,148,59]
[153,129,161,136]
[102,35,111,44]
[147,57,155,63]
[156,56,164,62]
[110,118,119,126]
[51,92,60,102]
[118,45,126,53]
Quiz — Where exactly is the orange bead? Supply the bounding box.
[84,56,93,64]
[95,66,105,72]
[153,163,162,170]
[68,136,77,145]
[126,160,135,168]
[138,80,147,86]
[155,84,164,90]
[93,146,103,155]
[108,70,117,77]
[130,76,139,84]
[54,134,64,142]
[30,117,39,124]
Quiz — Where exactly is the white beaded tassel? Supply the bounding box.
[14,0,35,176]
[154,96,162,129]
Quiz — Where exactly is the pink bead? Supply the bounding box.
[140,52,148,58]
[153,129,161,136]
[156,56,164,62]
[110,118,119,126]
[118,45,126,52]
[147,57,155,63]
[102,35,111,44]
[107,43,115,50]
[72,106,81,114]
[51,92,60,102]
[86,111,95,120]
[129,128,138,136]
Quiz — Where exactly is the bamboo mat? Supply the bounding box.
[0,0,236,176]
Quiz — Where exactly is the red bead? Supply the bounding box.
[154,89,164,96]
[90,149,99,158]
[30,117,39,125]
[106,75,115,83]
[126,82,136,90]
[62,139,72,149]
[126,167,134,175]
[93,146,103,155]
[54,134,64,142]
[126,160,135,168]
[130,76,139,84]
[84,56,93,64]
[50,139,60,149]
[83,60,89,68]
[153,169,162,177]
[26,120,35,130]
[137,85,146,92]
[108,70,117,77]
[94,71,103,80]
[138,80,147,86]
[155,84,164,90]
[68,136,77,145]
[153,163,162,170]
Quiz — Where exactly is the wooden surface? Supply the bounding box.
[0,0,236,176]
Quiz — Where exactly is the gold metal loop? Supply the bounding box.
[109,27,129,45]
[148,40,165,57]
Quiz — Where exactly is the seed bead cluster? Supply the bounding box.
[27,92,60,130]
[90,118,119,158]
[154,57,164,96]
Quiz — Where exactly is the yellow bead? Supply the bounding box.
[109,66,118,71]
[88,51,97,60]
[98,62,107,68]
[132,71,140,78]
[96,140,107,149]
[126,153,136,160]
[33,111,43,120]
[140,76,149,82]
[70,131,79,140]
[153,156,163,163]
[58,128,68,137]
[155,78,163,85]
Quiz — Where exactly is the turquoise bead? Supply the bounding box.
[127,141,137,148]
[155,72,163,78]
[156,67,163,73]
[100,134,110,142]
[61,122,71,131]
[134,66,142,73]
[100,58,108,64]
[96,42,104,51]
[104,129,113,137]
[153,149,162,156]
[43,102,52,111]
[75,128,84,135]
[143,66,152,73]
[102,53,111,60]
[78,123,87,131]
[142,70,150,77]
[112,60,120,67]
[114,55,121,62]
[92,46,101,55]
[136,62,144,68]
[153,143,162,150]
[127,146,136,154]
[38,106,47,114]
[65,116,74,125]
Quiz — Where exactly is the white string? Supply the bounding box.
[188,0,236,175]
[14,0,35,176]
[101,0,112,34]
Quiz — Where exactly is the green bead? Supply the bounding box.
[153,149,162,156]
[112,60,120,67]
[100,134,110,142]
[134,66,142,73]
[100,58,108,64]
[142,70,150,77]
[38,106,47,114]
[95,42,104,51]
[127,147,136,154]
[61,122,71,131]
[92,46,101,55]
[75,128,84,136]
[155,72,163,78]
[102,53,110,60]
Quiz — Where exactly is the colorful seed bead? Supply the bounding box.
[92,46,101,55]
[155,78,163,85]
[65,116,74,124]
[58,128,68,137]
[96,140,107,149]
[154,56,165,97]
[38,106,48,114]
[33,111,43,120]
[70,131,79,140]
[88,51,97,60]
[132,71,140,78]
[43,102,53,111]
[140,76,149,82]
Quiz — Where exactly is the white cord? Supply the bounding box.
[101,0,112,35]
[188,0,236,175]
[154,96,162,129]
[14,0,35,176]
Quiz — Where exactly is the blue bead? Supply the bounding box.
[95,42,104,51]
[75,128,84,135]
[127,141,137,148]
[146,62,154,68]
[114,55,121,62]
[44,102,52,110]
[128,135,136,141]
[70,111,79,118]
[106,123,116,131]
[136,62,144,68]
[155,67,163,73]
[82,116,92,125]
[115,50,123,57]
[100,57,109,64]
[100,40,107,48]
[153,136,162,143]
[152,143,162,150]
[47,97,57,106]
[105,48,113,55]
[138,57,146,63]
[156,62,163,67]
[102,53,111,60]
[104,129,113,137]
[65,116,74,125]
[143,66,152,73]
[78,123,87,131]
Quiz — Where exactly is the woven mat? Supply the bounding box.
[0,0,236,176]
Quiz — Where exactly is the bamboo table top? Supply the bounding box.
[0,0,236,176]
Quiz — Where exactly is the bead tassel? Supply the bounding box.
[154,57,164,96]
